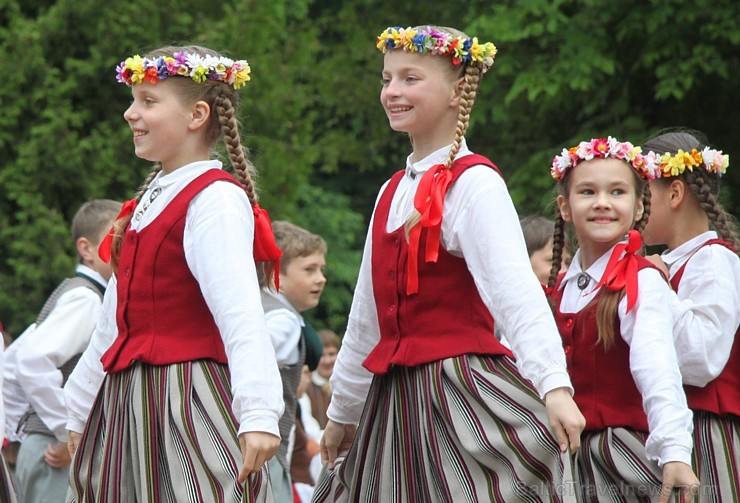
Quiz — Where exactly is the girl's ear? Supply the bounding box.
[449,77,464,108]
[634,196,645,222]
[188,100,211,131]
[557,194,571,222]
[668,179,686,209]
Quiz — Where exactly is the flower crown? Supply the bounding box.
[116,52,251,89]
[376,26,497,73]
[642,147,729,179]
[551,137,653,181]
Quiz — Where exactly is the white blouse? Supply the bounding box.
[327,140,573,426]
[662,231,740,386]
[64,160,284,437]
[559,245,693,466]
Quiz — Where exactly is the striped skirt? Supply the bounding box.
[68,360,272,503]
[576,428,664,502]
[312,355,577,503]
[0,455,17,503]
[691,411,740,502]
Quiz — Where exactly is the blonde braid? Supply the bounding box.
[110,163,162,271]
[444,65,481,168]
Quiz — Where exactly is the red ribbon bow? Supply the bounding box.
[252,204,283,290]
[406,163,453,294]
[98,198,137,263]
[593,230,642,312]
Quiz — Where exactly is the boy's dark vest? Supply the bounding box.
[363,155,513,375]
[22,273,105,437]
[260,290,306,473]
[671,239,740,416]
[101,170,238,373]
[550,257,660,432]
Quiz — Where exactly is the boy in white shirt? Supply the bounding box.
[11,199,120,503]
[260,220,327,503]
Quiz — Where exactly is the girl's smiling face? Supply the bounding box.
[558,157,644,267]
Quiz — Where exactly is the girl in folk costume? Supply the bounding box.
[313,25,585,503]
[63,46,285,502]
[547,137,700,502]
[640,130,739,501]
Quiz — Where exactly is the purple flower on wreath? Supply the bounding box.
[115,61,127,83]
[155,57,170,80]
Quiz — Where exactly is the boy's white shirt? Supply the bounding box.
[559,245,693,466]
[64,160,284,437]
[328,140,573,426]
[261,287,303,367]
[3,324,32,443]
[12,264,105,442]
[660,231,740,386]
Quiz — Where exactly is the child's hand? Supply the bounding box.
[645,254,669,278]
[67,430,82,457]
[320,420,357,470]
[44,441,72,468]
[544,387,586,453]
[237,431,280,484]
[659,461,700,503]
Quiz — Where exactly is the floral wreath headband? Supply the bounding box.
[116,52,251,89]
[551,137,653,181]
[376,26,497,73]
[642,147,729,179]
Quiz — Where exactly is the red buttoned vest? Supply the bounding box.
[550,257,660,432]
[363,155,513,375]
[101,169,237,373]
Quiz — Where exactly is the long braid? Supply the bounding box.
[685,171,740,251]
[444,65,481,168]
[216,93,258,205]
[547,213,567,290]
[110,163,162,271]
[215,92,276,286]
[634,184,651,234]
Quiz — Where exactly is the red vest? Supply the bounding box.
[101,169,238,373]
[363,155,513,375]
[550,257,660,432]
[671,239,740,416]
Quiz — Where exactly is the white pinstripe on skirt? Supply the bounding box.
[68,360,273,503]
[312,354,577,503]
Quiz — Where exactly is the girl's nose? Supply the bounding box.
[123,103,136,121]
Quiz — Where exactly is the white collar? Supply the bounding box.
[404,139,471,178]
[560,241,626,291]
[661,230,718,267]
[152,159,223,188]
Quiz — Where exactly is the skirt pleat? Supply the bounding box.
[691,411,740,502]
[576,428,663,503]
[68,360,272,503]
[312,355,577,503]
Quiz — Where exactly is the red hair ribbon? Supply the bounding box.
[406,163,453,294]
[98,198,137,263]
[252,204,283,291]
[593,230,642,312]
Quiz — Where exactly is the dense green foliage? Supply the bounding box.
[1,0,737,336]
